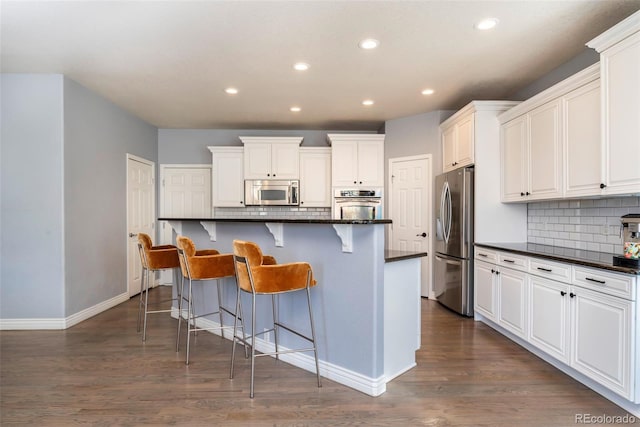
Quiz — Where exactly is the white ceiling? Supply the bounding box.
[2,1,639,130]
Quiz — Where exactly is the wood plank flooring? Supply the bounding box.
[0,286,632,426]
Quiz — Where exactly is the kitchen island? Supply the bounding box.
[160,217,427,396]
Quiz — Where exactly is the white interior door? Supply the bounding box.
[389,155,432,297]
[159,165,212,283]
[127,155,155,298]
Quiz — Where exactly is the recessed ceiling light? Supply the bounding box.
[362,99,374,106]
[475,18,499,30]
[225,87,238,95]
[290,106,301,112]
[421,88,435,95]
[358,39,379,50]
[293,62,309,71]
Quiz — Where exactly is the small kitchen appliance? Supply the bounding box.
[244,179,299,206]
[332,188,383,220]
[614,214,640,268]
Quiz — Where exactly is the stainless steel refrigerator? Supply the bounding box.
[434,167,474,316]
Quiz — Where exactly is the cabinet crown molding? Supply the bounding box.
[207,146,243,153]
[239,136,303,145]
[587,10,640,52]
[327,134,385,145]
[498,63,600,124]
[440,100,521,130]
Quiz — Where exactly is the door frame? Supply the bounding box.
[126,153,156,298]
[388,154,433,298]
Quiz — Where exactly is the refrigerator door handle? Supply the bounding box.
[441,181,452,244]
[435,254,462,265]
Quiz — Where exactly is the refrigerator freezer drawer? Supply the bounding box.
[434,253,473,316]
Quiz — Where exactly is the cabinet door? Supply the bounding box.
[244,143,272,179]
[571,287,633,400]
[271,143,300,179]
[357,140,384,187]
[528,276,570,363]
[212,149,245,207]
[564,80,602,197]
[299,149,331,207]
[331,141,358,187]
[528,100,562,200]
[455,113,474,169]
[501,116,528,202]
[601,31,640,195]
[474,261,497,321]
[497,268,528,339]
[442,125,456,172]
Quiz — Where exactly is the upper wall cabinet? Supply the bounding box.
[499,64,601,202]
[299,147,331,207]
[240,136,303,180]
[441,110,474,172]
[588,11,640,196]
[208,146,245,207]
[327,134,385,188]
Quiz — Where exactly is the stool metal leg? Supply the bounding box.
[250,292,257,398]
[142,268,152,342]
[271,294,279,361]
[307,283,322,388]
[229,286,242,379]
[176,270,186,352]
[185,278,194,365]
[137,266,146,333]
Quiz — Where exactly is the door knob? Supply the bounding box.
[416,232,427,237]
[129,232,137,238]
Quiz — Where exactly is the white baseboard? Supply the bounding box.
[0,292,130,330]
[170,308,388,396]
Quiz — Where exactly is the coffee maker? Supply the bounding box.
[614,214,640,268]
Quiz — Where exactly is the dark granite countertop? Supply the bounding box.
[159,217,392,225]
[474,242,640,275]
[384,250,428,263]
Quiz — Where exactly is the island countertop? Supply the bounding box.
[159,217,392,225]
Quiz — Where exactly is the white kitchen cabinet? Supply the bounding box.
[499,64,600,202]
[528,99,563,200]
[474,260,498,322]
[529,275,571,363]
[299,147,331,207]
[498,267,528,339]
[588,15,640,196]
[475,245,639,404]
[208,147,245,207]
[327,134,384,188]
[564,79,602,197]
[501,116,528,202]
[571,286,634,400]
[441,111,474,172]
[474,249,527,339]
[240,137,302,180]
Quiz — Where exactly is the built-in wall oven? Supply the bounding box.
[332,188,383,220]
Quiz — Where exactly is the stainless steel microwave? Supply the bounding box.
[244,180,299,206]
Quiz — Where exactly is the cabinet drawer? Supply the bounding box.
[498,252,528,272]
[475,247,497,262]
[573,266,636,301]
[529,258,571,282]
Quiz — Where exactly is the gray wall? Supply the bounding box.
[510,48,599,100]
[158,129,375,165]
[63,77,157,316]
[1,74,66,318]
[0,74,157,321]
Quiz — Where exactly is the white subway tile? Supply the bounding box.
[600,243,614,253]
[621,197,639,207]
[606,198,622,208]
[575,241,587,250]
[587,242,600,251]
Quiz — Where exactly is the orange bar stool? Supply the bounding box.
[136,233,181,342]
[176,235,246,365]
[230,239,321,398]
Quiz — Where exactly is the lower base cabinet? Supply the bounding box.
[475,247,638,404]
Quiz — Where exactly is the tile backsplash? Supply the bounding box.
[527,196,640,254]
[214,206,332,219]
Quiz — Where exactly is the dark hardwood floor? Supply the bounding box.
[0,286,631,426]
